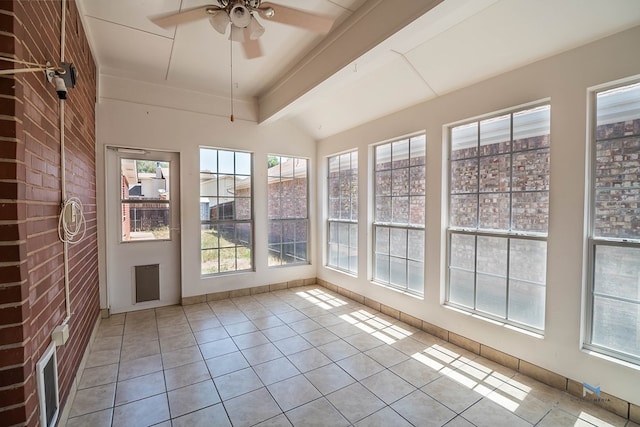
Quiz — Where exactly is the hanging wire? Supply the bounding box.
[0,55,46,67]
[0,56,65,76]
[229,37,235,122]
[58,197,86,244]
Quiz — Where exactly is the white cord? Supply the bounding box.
[58,197,86,244]
[0,55,47,67]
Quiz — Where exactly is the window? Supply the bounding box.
[200,148,253,275]
[120,158,171,242]
[373,135,426,295]
[268,156,309,266]
[587,81,640,363]
[327,151,358,274]
[447,104,550,331]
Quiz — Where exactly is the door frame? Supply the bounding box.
[104,146,182,314]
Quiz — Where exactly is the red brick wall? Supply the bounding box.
[0,1,98,426]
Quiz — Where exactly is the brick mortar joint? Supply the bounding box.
[0,342,28,351]
[0,137,20,143]
[0,240,28,246]
[0,401,28,413]
[0,321,27,331]
[0,380,28,392]
[0,261,27,269]
[0,114,21,122]
[0,361,29,372]
[0,301,26,309]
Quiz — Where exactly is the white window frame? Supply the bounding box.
[372,134,426,296]
[267,155,310,267]
[585,80,640,365]
[327,150,358,275]
[199,148,254,275]
[445,103,551,333]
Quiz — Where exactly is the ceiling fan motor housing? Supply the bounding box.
[217,0,262,11]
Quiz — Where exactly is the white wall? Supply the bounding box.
[94,25,640,405]
[96,75,317,306]
[316,26,640,405]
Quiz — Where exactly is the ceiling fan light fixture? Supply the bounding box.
[257,6,275,18]
[210,11,230,34]
[229,25,246,42]
[229,3,252,27]
[247,16,265,40]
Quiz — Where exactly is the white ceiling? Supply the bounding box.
[78,0,640,139]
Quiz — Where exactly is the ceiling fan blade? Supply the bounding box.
[260,2,334,34]
[150,5,221,29]
[242,36,263,59]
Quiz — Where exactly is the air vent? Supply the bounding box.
[36,343,59,427]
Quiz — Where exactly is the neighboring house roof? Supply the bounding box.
[128,184,142,196]
[199,159,306,194]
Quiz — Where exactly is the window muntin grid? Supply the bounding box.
[268,155,309,267]
[372,135,426,295]
[200,148,253,275]
[447,104,550,331]
[327,151,358,275]
[587,81,640,364]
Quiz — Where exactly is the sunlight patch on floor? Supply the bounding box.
[371,330,396,344]
[337,310,414,345]
[409,343,526,412]
[486,390,520,411]
[411,352,445,371]
[292,288,625,426]
[296,289,348,310]
[498,380,531,401]
[578,411,617,427]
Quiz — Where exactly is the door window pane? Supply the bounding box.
[120,159,170,242]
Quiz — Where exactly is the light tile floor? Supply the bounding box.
[65,286,637,427]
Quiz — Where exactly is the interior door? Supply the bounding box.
[105,147,181,314]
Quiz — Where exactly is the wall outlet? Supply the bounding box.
[63,203,75,225]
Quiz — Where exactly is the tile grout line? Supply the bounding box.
[65,284,634,426]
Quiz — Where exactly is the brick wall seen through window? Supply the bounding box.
[328,151,358,274]
[373,135,426,295]
[587,81,640,364]
[447,104,550,330]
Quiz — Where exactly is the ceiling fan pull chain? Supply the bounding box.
[229,37,235,122]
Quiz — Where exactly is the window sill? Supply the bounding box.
[324,265,358,279]
[443,303,544,338]
[370,280,424,300]
[581,345,640,371]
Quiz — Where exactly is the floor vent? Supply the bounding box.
[135,264,160,303]
[36,343,59,427]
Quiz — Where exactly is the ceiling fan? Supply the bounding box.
[151,0,335,59]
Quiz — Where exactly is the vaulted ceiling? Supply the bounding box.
[78,0,640,139]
